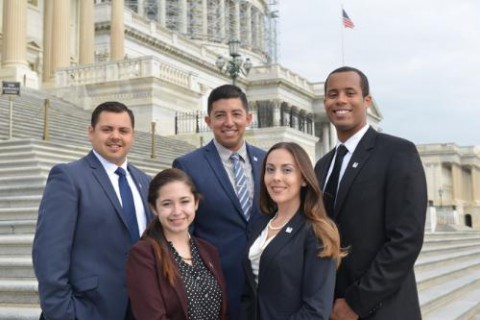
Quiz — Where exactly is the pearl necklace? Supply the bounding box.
[267,214,290,231]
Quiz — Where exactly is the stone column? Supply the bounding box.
[1,0,28,67]
[472,167,480,203]
[233,0,241,40]
[219,0,226,41]
[79,0,95,65]
[42,0,53,82]
[272,99,281,126]
[52,0,71,69]
[111,0,125,61]
[157,0,166,27]
[244,3,252,46]
[137,0,144,17]
[451,164,462,205]
[250,7,259,48]
[201,0,208,38]
[258,10,265,52]
[179,0,188,34]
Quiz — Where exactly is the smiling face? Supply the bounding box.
[264,148,305,213]
[88,111,134,166]
[205,97,252,151]
[324,71,372,142]
[152,181,198,239]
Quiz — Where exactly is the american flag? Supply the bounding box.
[342,9,355,29]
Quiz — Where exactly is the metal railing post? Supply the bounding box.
[43,99,50,141]
[150,121,156,159]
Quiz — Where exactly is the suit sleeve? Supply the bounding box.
[126,242,170,320]
[345,142,427,317]
[32,165,78,320]
[290,229,336,320]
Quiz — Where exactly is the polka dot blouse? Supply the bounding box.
[169,239,223,320]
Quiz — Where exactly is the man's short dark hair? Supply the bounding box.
[207,84,249,114]
[91,101,135,128]
[325,66,370,97]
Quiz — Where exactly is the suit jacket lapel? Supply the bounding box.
[203,141,245,219]
[86,152,126,226]
[335,128,377,218]
[127,164,154,221]
[246,143,262,216]
[258,212,306,281]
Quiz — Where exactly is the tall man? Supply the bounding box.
[315,67,427,320]
[33,102,153,320]
[173,84,265,319]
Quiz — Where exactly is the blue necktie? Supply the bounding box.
[115,167,140,242]
[231,153,251,220]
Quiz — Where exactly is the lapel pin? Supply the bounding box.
[286,227,293,233]
[352,162,358,168]
[253,156,258,162]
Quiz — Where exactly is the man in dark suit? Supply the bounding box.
[173,84,265,319]
[33,101,153,320]
[315,67,427,320]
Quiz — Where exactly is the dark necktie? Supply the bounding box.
[231,152,251,220]
[115,167,140,242]
[323,145,348,217]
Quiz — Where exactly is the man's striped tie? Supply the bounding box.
[231,153,251,220]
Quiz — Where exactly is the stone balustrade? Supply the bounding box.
[55,56,200,92]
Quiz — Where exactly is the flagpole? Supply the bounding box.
[341,4,345,65]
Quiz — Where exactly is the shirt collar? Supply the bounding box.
[92,149,129,174]
[213,139,248,162]
[336,124,370,154]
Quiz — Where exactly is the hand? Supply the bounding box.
[330,298,359,320]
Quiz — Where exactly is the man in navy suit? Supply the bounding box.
[315,67,427,320]
[33,101,153,320]
[173,84,266,319]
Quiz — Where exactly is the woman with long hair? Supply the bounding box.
[126,168,228,320]
[242,142,344,319]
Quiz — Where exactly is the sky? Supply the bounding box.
[277,0,480,146]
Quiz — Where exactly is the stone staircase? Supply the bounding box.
[418,231,480,319]
[2,89,480,319]
[0,139,171,319]
[0,88,195,319]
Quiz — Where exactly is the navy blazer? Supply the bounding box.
[33,151,153,320]
[127,237,228,320]
[173,140,265,319]
[242,211,336,320]
[315,127,427,319]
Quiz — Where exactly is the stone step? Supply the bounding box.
[0,304,40,320]
[416,255,480,291]
[0,166,49,178]
[0,176,46,187]
[415,247,480,272]
[0,257,35,279]
[421,235,480,249]
[420,269,480,318]
[0,279,39,305]
[0,184,45,197]
[0,208,38,221]
[0,221,36,235]
[0,235,34,255]
[418,242,480,258]
[423,287,480,320]
[0,196,41,210]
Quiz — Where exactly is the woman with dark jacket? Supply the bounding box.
[127,168,228,320]
[242,142,344,320]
